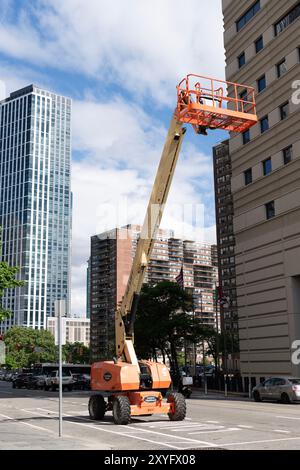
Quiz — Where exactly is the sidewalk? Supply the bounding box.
[191,387,251,401]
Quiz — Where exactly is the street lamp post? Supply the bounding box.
[213,283,221,392]
[200,293,207,395]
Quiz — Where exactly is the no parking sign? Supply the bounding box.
[0,341,5,364]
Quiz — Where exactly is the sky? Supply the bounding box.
[0,0,228,316]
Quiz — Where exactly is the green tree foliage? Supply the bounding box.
[4,326,56,369]
[191,324,240,367]
[134,281,194,371]
[62,342,90,364]
[134,281,240,372]
[0,227,25,321]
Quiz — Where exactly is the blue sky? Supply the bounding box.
[0,0,227,314]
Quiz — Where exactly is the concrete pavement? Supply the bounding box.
[1,380,300,450]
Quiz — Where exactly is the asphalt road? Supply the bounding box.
[0,380,300,450]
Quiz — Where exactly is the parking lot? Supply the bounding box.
[1,380,300,450]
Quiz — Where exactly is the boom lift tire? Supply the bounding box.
[89,395,106,420]
[167,392,186,421]
[112,395,131,425]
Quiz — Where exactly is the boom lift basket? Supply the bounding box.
[176,74,257,133]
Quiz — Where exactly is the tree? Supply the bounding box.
[0,227,25,322]
[134,281,194,373]
[62,342,90,364]
[191,325,240,369]
[4,326,57,369]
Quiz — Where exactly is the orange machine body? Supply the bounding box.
[125,391,173,416]
[91,360,171,392]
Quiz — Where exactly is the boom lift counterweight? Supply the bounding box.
[88,74,257,425]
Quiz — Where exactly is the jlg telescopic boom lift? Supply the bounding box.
[88,74,257,425]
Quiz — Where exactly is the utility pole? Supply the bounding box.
[55,299,66,438]
[213,284,220,391]
[200,293,207,395]
[214,285,220,369]
[191,290,197,377]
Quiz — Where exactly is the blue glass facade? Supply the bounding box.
[0,85,72,330]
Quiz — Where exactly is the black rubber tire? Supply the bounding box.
[44,385,49,391]
[167,392,186,421]
[89,395,106,420]
[281,393,290,404]
[68,385,73,392]
[253,391,262,402]
[112,396,131,425]
[51,384,57,392]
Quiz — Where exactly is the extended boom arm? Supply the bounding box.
[114,74,258,365]
[115,116,186,363]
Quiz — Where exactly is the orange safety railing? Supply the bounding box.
[176,74,257,134]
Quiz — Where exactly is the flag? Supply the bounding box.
[175,266,184,288]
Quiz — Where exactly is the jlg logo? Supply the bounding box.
[291,340,300,365]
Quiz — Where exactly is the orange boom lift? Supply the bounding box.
[88,75,257,425]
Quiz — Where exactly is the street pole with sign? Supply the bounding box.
[54,299,66,438]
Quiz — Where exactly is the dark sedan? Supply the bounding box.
[12,373,33,389]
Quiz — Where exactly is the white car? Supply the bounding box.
[253,377,300,404]
[44,370,74,391]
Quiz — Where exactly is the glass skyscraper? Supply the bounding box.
[0,85,72,330]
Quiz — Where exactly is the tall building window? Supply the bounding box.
[236,1,261,32]
[283,145,293,164]
[255,35,264,53]
[243,129,250,145]
[274,2,300,36]
[263,157,272,176]
[238,52,246,69]
[244,168,252,185]
[277,58,287,78]
[260,116,269,133]
[257,75,266,92]
[280,102,289,120]
[265,201,275,220]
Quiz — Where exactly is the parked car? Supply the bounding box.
[12,373,33,389]
[26,374,47,390]
[197,366,215,377]
[44,370,74,391]
[0,370,6,380]
[72,373,90,390]
[253,377,300,404]
[5,371,14,381]
[11,372,19,382]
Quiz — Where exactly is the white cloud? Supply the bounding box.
[71,96,216,315]
[0,62,48,100]
[0,0,224,104]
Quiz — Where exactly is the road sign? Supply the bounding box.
[54,300,66,346]
[0,340,5,364]
[53,318,66,346]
